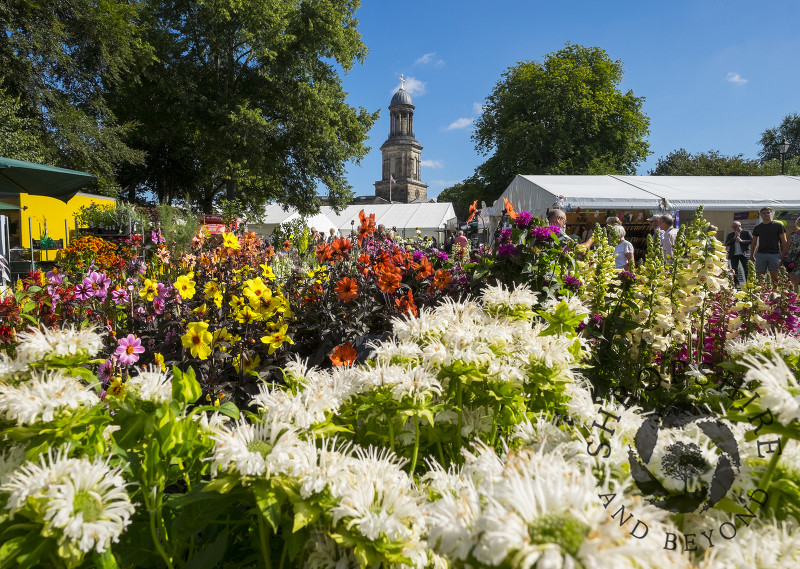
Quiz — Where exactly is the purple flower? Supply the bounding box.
[111,288,129,305]
[47,271,63,285]
[497,243,520,258]
[73,281,93,302]
[412,250,425,262]
[564,276,582,291]
[128,259,146,275]
[437,252,449,262]
[98,359,114,384]
[499,228,512,242]
[151,229,165,245]
[114,334,145,366]
[514,211,534,228]
[156,282,169,300]
[153,297,165,314]
[530,226,559,240]
[83,270,111,299]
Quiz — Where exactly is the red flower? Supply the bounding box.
[466,200,478,223]
[316,242,333,263]
[394,290,418,317]
[503,197,518,221]
[330,342,357,367]
[433,269,452,289]
[377,267,402,293]
[331,237,353,259]
[335,277,359,302]
[411,256,433,280]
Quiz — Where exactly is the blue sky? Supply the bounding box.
[340,0,800,199]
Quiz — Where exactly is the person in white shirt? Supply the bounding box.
[659,214,678,259]
[611,224,634,270]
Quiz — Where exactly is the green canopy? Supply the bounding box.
[0,156,96,202]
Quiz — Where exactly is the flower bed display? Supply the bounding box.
[1,206,799,569]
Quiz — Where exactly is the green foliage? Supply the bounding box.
[0,0,147,194]
[759,112,800,162]
[111,0,378,212]
[471,43,650,201]
[650,148,767,175]
[437,177,485,220]
[156,204,201,257]
[0,85,48,163]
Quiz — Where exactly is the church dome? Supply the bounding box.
[390,88,413,106]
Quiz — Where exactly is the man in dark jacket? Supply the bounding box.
[725,221,752,287]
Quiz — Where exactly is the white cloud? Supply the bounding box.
[472,102,485,115]
[446,117,473,130]
[391,76,425,96]
[415,52,445,67]
[727,72,748,85]
[420,159,443,169]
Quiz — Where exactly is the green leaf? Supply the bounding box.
[203,475,240,495]
[292,501,321,533]
[172,365,202,404]
[92,549,121,569]
[184,531,228,569]
[217,401,240,420]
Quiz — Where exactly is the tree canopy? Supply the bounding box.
[0,0,146,193]
[759,113,800,162]
[1,0,376,212]
[467,43,650,202]
[649,149,765,176]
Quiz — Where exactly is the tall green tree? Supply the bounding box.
[113,0,377,213]
[649,149,766,176]
[759,113,800,162]
[0,85,48,162]
[0,0,146,193]
[471,43,650,201]
[437,176,485,221]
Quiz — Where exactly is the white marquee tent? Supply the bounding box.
[492,175,800,218]
[247,202,458,242]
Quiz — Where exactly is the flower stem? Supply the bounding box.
[148,490,174,569]
[757,435,787,493]
[257,511,272,569]
[410,416,420,473]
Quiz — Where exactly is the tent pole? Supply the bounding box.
[28,217,34,272]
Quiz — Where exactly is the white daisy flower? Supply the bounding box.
[209,419,307,478]
[1,446,74,514]
[126,365,172,403]
[0,369,99,425]
[698,517,800,569]
[0,352,29,377]
[15,326,104,363]
[2,448,134,554]
[742,353,800,427]
[0,445,27,486]
[469,448,686,569]
[726,331,800,361]
[327,446,426,553]
[43,456,135,553]
[481,283,538,319]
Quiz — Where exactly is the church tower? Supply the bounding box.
[375,76,428,203]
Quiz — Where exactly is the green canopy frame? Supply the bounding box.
[0,156,96,202]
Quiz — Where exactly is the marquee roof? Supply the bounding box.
[492,175,800,216]
[247,202,457,238]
